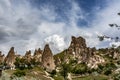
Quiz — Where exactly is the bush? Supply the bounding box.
[72,63,87,74]
[50,70,56,77]
[60,62,71,79]
[104,69,112,76]
[96,64,104,74]
[103,62,116,76]
[13,70,26,77]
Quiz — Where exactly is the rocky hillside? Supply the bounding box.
[0,36,120,80]
[54,36,105,69]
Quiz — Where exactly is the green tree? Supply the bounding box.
[72,62,87,74]
[60,62,71,80]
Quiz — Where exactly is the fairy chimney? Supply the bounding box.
[33,48,42,62]
[5,47,16,69]
[24,50,32,62]
[42,44,55,72]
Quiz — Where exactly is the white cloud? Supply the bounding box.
[0,0,120,55]
[44,34,66,53]
[90,0,120,48]
[110,42,120,48]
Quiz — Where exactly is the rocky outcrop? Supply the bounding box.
[71,36,86,47]
[5,47,16,69]
[65,36,105,69]
[106,48,120,59]
[24,50,32,62]
[33,48,42,62]
[67,36,88,62]
[42,44,55,72]
[69,36,105,68]
[0,51,4,64]
[87,55,105,69]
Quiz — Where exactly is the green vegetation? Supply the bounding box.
[54,50,66,62]
[60,62,71,80]
[2,46,120,80]
[72,63,87,74]
[13,70,26,77]
[53,47,120,80]
[53,75,64,80]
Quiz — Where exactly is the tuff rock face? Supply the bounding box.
[69,36,86,49]
[65,36,105,68]
[106,48,120,59]
[5,47,16,69]
[24,50,32,62]
[0,51,4,64]
[67,36,88,62]
[33,48,42,62]
[68,36,105,68]
[87,55,105,69]
[42,44,55,72]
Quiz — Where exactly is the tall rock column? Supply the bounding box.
[67,36,87,61]
[33,48,42,62]
[24,50,32,63]
[42,44,55,72]
[5,47,16,69]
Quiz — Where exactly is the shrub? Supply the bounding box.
[104,69,112,76]
[50,70,57,77]
[60,62,71,79]
[72,63,87,74]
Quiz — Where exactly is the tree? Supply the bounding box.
[72,63,87,74]
[14,57,27,70]
[98,12,120,44]
[60,62,71,80]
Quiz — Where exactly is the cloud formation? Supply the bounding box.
[0,0,120,54]
[44,34,66,53]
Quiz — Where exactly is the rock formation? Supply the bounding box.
[42,44,55,72]
[87,54,105,69]
[67,36,88,62]
[0,51,4,64]
[24,50,32,62]
[106,48,120,59]
[33,48,42,62]
[65,36,105,68]
[5,47,16,69]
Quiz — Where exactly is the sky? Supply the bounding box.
[0,0,120,55]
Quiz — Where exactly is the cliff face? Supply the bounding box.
[5,47,16,69]
[42,44,55,72]
[24,50,32,62]
[67,36,88,62]
[70,36,86,48]
[33,48,42,62]
[68,36,105,68]
[55,36,105,69]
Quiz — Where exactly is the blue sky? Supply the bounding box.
[29,0,107,26]
[0,0,120,54]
